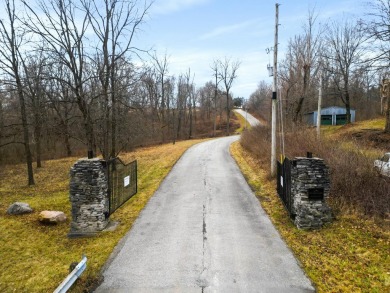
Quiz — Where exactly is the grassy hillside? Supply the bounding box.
[0,139,207,292]
[231,117,390,292]
[0,111,245,292]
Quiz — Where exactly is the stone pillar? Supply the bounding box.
[68,158,109,237]
[291,157,333,229]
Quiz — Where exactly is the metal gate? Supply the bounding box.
[106,158,137,215]
[276,157,295,219]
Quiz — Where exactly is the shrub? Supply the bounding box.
[241,126,390,218]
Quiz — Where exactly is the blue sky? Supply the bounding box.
[135,0,369,98]
[0,0,370,98]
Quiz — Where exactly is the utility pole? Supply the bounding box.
[317,69,323,139]
[271,3,279,176]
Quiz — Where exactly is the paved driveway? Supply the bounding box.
[234,109,262,127]
[95,135,314,292]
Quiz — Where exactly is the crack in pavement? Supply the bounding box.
[200,203,207,292]
[95,136,315,292]
[198,162,209,292]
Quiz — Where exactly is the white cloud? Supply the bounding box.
[167,50,218,81]
[231,52,271,98]
[152,0,209,15]
[158,48,270,98]
[198,19,259,40]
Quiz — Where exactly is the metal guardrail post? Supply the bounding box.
[53,256,87,293]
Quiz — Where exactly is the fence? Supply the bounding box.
[106,158,137,215]
[276,157,295,219]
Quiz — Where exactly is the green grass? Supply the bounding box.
[0,139,207,292]
[321,117,387,159]
[322,117,386,137]
[1,116,388,292]
[230,141,390,293]
[356,117,386,129]
[233,109,251,133]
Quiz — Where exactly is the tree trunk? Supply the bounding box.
[65,132,72,156]
[17,80,35,185]
[294,96,305,123]
[104,98,110,160]
[188,103,193,139]
[62,109,72,157]
[84,109,95,158]
[385,94,390,132]
[345,90,351,124]
[383,80,390,132]
[33,102,43,168]
[100,75,110,160]
[77,96,95,158]
[294,65,310,123]
[111,94,117,158]
[0,99,4,134]
[177,109,182,139]
[172,108,176,144]
[35,122,42,168]
[213,106,217,137]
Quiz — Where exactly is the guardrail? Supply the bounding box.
[53,256,87,293]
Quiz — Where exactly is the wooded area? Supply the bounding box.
[0,0,240,185]
[247,1,390,127]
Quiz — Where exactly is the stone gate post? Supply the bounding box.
[290,156,333,229]
[68,158,109,237]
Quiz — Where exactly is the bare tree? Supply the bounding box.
[84,0,151,158]
[164,76,176,143]
[23,51,47,168]
[381,78,390,131]
[277,9,323,123]
[248,81,272,121]
[364,0,390,70]
[292,10,323,122]
[176,73,188,139]
[216,57,240,135]
[278,44,299,122]
[211,60,222,136]
[324,19,366,123]
[364,0,390,131]
[197,81,214,122]
[0,92,4,139]
[22,0,96,158]
[151,52,170,141]
[0,0,35,185]
[45,63,76,157]
[184,69,195,139]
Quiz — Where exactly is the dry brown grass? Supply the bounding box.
[231,141,390,292]
[0,139,206,292]
[240,124,390,218]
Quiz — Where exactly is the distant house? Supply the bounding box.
[305,106,356,126]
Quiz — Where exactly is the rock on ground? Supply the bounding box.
[7,202,33,215]
[39,211,67,224]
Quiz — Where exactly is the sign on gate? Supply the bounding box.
[124,176,130,187]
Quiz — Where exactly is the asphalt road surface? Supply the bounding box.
[95,136,314,292]
[234,109,261,127]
